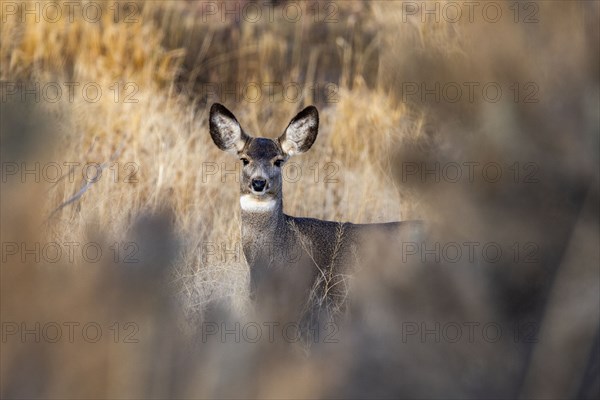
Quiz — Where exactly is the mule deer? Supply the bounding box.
[209,103,424,333]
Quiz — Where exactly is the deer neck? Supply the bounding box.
[240,196,287,260]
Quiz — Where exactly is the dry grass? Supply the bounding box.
[1,0,428,318]
[1,1,598,398]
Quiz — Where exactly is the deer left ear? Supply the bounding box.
[278,106,319,156]
[209,103,250,155]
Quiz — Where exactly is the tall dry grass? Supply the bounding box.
[1,0,427,317]
[1,1,598,398]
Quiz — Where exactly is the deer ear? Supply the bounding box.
[278,106,319,156]
[209,103,249,155]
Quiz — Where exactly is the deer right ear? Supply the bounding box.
[209,103,249,155]
[279,106,319,156]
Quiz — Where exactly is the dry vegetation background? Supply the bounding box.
[1,1,599,399]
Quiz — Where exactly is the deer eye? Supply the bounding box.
[274,159,285,168]
[240,157,250,166]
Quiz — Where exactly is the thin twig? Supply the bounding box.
[46,135,129,221]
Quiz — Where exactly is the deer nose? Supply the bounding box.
[251,178,267,192]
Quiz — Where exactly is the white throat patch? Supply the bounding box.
[240,194,277,212]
